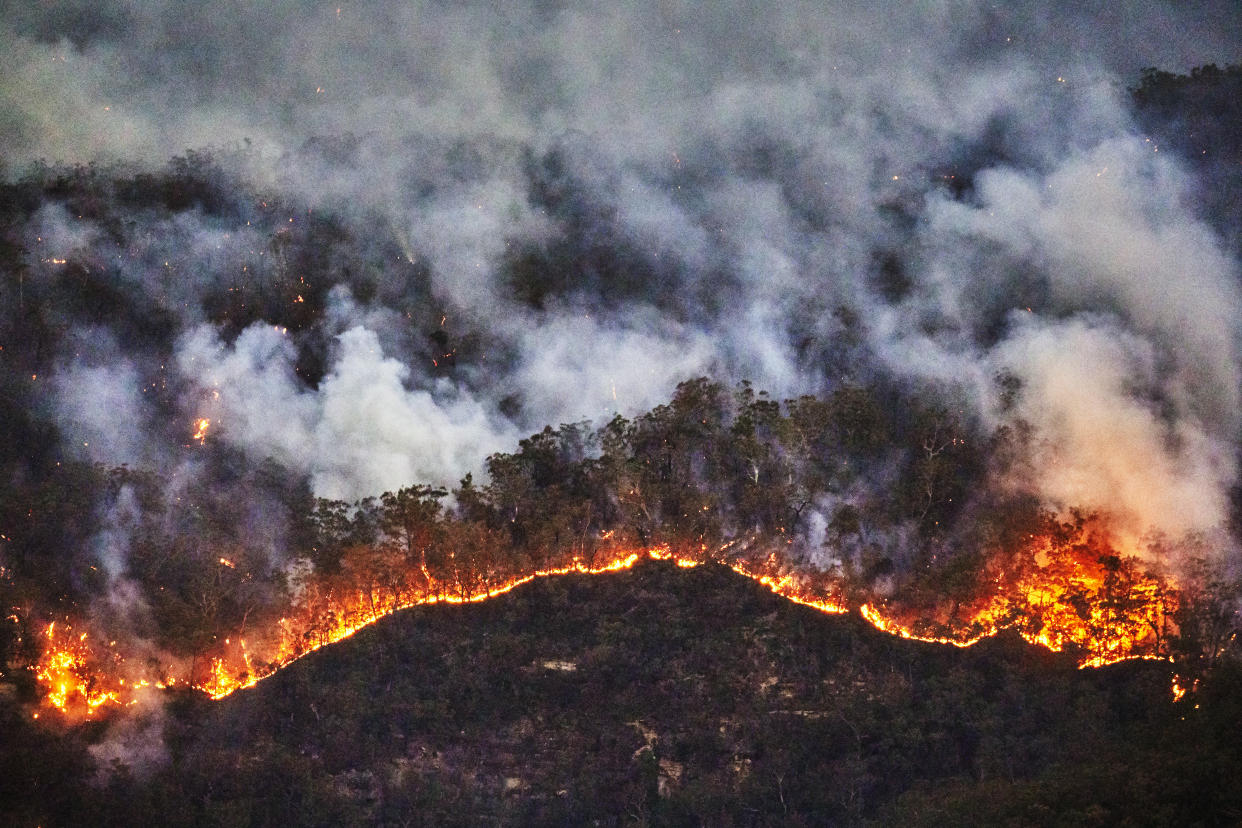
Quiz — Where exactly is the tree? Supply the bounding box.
[1172,553,1241,675]
[379,486,446,574]
[898,400,980,537]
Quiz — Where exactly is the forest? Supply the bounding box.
[1,55,1241,824]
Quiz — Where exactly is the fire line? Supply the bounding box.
[33,538,1179,719]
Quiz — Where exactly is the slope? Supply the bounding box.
[6,557,1240,826]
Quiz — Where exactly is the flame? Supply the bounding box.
[858,527,1177,669]
[35,621,124,717]
[33,526,1183,716]
[192,418,211,444]
[859,603,992,648]
[197,550,661,701]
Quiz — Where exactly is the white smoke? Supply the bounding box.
[3,0,1238,551]
[914,136,1242,544]
[991,316,1232,540]
[177,322,517,500]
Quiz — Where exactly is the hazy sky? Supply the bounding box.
[3,1,1238,166]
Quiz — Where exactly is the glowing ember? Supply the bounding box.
[192,418,211,444]
[35,621,124,717]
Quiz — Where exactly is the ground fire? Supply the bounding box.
[32,522,1184,718]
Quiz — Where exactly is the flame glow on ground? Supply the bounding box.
[34,531,1185,719]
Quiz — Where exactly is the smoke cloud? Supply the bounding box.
[917,136,1242,543]
[4,3,1241,604]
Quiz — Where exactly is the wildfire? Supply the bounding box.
[858,525,1178,669]
[859,603,993,648]
[33,527,1185,718]
[723,555,847,615]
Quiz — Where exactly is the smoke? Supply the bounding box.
[903,135,1242,545]
[992,316,1232,540]
[54,358,151,466]
[178,320,519,500]
[87,690,168,779]
[82,485,177,774]
[4,2,1242,557]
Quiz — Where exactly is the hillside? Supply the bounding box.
[8,557,1240,826]
[4,4,1242,824]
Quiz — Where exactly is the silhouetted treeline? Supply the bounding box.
[1132,63,1242,251]
[4,372,1237,705]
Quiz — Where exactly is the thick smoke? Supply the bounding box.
[178,320,519,499]
[5,1,1240,525]
[3,2,1242,713]
[918,136,1242,543]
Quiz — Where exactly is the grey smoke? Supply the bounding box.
[918,137,1242,543]
[5,0,1240,549]
[178,320,519,499]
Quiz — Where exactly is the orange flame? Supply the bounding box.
[192,418,211,444]
[1171,675,1188,702]
[858,528,1177,669]
[35,622,124,717]
[33,531,1182,716]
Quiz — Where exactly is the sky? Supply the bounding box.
[4,0,1242,551]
